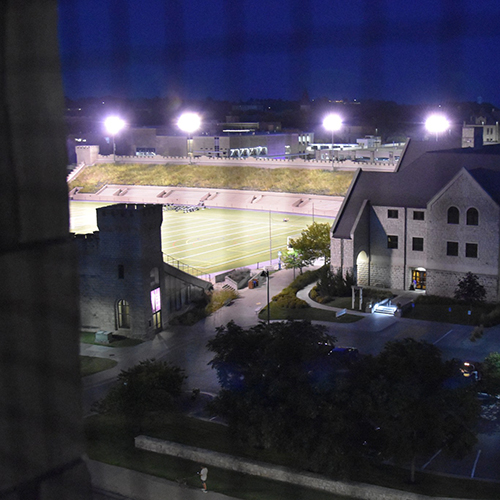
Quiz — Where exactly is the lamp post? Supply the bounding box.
[177,112,201,163]
[425,114,449,141]
[323,114,342,170]
[104,116,126,162]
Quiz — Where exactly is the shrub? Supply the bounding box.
[480,304,500,327]
[91,359,186,417]
[470,325,484,342]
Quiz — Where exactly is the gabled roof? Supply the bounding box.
[332,140,500,239]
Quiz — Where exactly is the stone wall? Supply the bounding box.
[134,436,467,500]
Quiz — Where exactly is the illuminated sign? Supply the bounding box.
[151,287,161,313]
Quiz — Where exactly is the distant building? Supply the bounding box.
[74,204,212,339]
[102,127,308,159]
[331,140,500,300]
[462,122,500,148]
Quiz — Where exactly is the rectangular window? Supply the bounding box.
[150,287,161,313]
[447,242,458,256]
[118,264,124,279]
[413,211,425,221]
[412,237,424,251]
[388,209,399,219]
[387,235,398,249]
[466,243,478,258]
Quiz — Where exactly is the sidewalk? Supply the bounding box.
[87,459,237,500]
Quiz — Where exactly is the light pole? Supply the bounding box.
[323,114,342,170]
[104,116,126,162]
[177,112,201,163]
[425,114,449,141]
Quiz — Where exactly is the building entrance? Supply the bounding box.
[412,269,426,290]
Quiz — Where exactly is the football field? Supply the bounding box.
[69,201,331,275]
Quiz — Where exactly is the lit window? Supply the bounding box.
[150,287,161,313]
[388,209,399,219]
[117,299,130,329]
[387,235,398,249]
[466,243,478,258]
[447,242,458,256]
[412,237,424,251]
[466,208,479,226]
[413,211,425,221]
[447,206,460,224]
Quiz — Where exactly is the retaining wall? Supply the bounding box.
[135,436,467,500]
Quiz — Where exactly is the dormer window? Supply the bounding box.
[447,206,460,224]
[466,208,479,226]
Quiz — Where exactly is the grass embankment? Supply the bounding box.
[85,413,500,500]
[79,332,143,376]
[69,163,354,196]
[80,356,117,377]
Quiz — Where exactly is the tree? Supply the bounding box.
[289,222,331,265]
[91,359,187,418]
[317,266,355,298]
[454,272,486,303]
[345,339,479,483]
[207,321,362,474]
[281,249,310,277]
[481,352,500,395]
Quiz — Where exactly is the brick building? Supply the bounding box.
[75,204,212,339]
[331,140,500,301]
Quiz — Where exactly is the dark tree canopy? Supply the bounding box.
[347,339,480,483]
[481,352,500,396]
[92,359,186,417]
[454,272,486,303]
[207,321,363,474]
[208,326,479,481]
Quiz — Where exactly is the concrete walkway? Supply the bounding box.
[88,459,235,500]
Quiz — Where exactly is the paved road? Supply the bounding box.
[82,267,500,486]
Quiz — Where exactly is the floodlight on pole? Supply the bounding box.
[425,114,450,141]
[177,112,201,162]
[323,114,342,168]
[104,116,126,162]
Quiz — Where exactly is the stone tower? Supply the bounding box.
[77,204,165,338]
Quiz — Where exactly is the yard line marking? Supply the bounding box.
[421,449,441,470]
[433,329,453,345]
[471,450,481,478]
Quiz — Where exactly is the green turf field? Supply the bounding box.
[69,201,331,275]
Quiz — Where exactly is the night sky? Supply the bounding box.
[58,0,500,105]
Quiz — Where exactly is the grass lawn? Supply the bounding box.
[80,356,117,377]
[259,302,362,323]
[69,163,354,197]
[70,201,331,275]
[80,331,143,347]
[403,302,495,325]
[85,413,500,500]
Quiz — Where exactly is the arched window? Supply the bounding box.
[466,207,479,226]
[447,206,460,224]
[117,299,130,329]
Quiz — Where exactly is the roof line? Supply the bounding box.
[331,167,362,236]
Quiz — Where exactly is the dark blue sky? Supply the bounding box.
[58,0,500,105]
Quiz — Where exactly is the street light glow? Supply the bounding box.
[323,114,342,132]
[425,114,449,134]
[104,116,126,136]
[177,112,201,134]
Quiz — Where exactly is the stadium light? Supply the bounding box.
[104,116,126,162]
[425,114,450,141]
[178,112,201,162]
[323,114,342,168]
